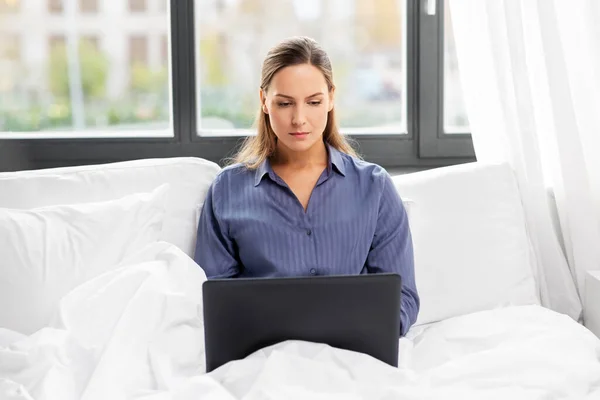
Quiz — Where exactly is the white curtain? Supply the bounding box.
[448,0,600,321]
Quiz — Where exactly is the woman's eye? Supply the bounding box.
[309,101,322,106]
[278,102,292,107]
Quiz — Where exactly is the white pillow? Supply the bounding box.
[392,163,539,326]
[0,184,169,335]
[0,158,221,258]
[401,198,414,226]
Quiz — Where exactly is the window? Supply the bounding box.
[418,0,473,157]
[82,35,99,51]
[129,36,164,112]
[195,0,407,135]
[161,35,169,67]
[129,0,147,13]
[0,5,171,138]
[159,0,167,13]
[129,36,149,67]
[1,0,474,171]
[1,34,20,60]
[0,34,21,107]
[79,0,98,13]
[443,0,468,133]
[48,34,65,51]
[48,0,62,13]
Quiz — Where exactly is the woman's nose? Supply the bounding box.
[292,107,306,126]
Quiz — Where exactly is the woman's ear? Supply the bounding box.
[328,87,335,112]
[259,89,268,114]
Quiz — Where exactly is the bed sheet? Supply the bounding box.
[1,242,599,400]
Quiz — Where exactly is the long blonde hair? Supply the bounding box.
[232,36,359,169]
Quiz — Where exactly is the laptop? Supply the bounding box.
[202,273,402,372]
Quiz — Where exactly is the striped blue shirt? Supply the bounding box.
[194,144,419,336]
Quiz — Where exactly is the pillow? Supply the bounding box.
[0,158,222,258]
[392,163,539,326]
[0,184,169,335]
[401,198,414,226]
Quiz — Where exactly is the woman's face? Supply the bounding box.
[261,63,334,154]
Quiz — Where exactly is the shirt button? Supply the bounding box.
[306,229,312,236]
[310,268,317,275]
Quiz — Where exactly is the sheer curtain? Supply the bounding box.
[448,0,600,321]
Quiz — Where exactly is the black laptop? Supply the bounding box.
[202,273,402,373]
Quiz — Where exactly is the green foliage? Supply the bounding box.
[199,35,227,86]
[131,64,169,95]
[0,100,72,131]
[49,38,108,100]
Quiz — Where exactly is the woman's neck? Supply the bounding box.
[272,140,328,169]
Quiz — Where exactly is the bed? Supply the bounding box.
[1,158,599,400]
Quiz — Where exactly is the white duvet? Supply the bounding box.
[1,243,600,400]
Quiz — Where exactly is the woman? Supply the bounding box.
[194,36,419,336]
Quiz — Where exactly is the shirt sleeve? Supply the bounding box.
[194,176,241,279]
[366,170,420,336]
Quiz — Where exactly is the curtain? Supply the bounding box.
[448,0,600,321]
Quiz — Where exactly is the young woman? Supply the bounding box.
[194,36,419,336]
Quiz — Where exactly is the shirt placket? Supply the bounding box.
[302,197,317,276]
[305,169,330,276]
[270,169,328,277]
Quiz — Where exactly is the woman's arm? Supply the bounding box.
[194,176,241,279]
[366,170,420,336]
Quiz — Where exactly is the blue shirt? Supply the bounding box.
[194,144,420,336]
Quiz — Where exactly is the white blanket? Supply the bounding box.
[2,243,600,400]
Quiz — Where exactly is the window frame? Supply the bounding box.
[2,0,475,170]
[418,0,475,158]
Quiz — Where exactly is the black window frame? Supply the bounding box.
[2,0,475,171]
[418,0,474,158]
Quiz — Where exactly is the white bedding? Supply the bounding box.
[1,242,600,400]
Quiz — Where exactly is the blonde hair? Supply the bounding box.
[232,36,359,169]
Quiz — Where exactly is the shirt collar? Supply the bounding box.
[327,143,347,177]
[254,157,272,186]
[254,142,346,187]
